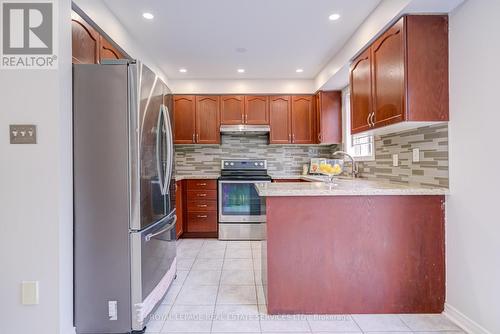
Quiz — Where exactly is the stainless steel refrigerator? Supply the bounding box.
[73,60,176,334]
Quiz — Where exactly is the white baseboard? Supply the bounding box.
[444,303,492,334]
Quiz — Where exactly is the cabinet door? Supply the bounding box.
[99,36,124,62]
[350,48,373,134]
[291,95,315,144]
[173,96,196,144]
[269,96,291,144]
[371,17,405,128]
[317,91,342,144]
[175,180,183,239]
[220,95,244,125]
[245,96,269,124]
[71,11,99,64]
[196,96,220,144]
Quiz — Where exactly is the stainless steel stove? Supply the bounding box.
[218,159,271,240]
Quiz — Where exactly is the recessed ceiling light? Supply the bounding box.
[142,12,154,20]
[235,47,247,53]
[179,68,187,73]
[329,13,341,21]
[237,68,245,73]
[296,68,304,73]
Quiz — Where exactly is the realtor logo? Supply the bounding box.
[1,1,57,69]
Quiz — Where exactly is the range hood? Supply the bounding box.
[220,124,270,134]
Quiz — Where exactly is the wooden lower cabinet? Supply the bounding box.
[180,179,218,237]
[175,181,184,239]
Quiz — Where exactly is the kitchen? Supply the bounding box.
[1,1,499,334]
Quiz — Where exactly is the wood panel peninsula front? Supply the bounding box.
[255,179,448,314]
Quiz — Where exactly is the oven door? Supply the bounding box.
[218,180,270,223]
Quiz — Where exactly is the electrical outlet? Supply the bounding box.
[412,148,420,163]
[392,154,399,167]
[21,281,39,305]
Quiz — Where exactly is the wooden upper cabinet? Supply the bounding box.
[405,15,449,122]
[371,17,405,128]
[220,95,244,125]
[269,96,291,144]
[99,36,124,62]
[291,96,315,144]
[71,11,99,64]
[173,96,196,144]
[196,96,220,144]
[350,15,448,135]
[316,91,342,144]
[350,48,373,134]
[244,96,269,124]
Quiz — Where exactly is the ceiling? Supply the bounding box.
[102,0,381,80]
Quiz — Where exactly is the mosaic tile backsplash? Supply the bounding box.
[357,124,449,188]
[174,124,449,188]
[175,134,337,177]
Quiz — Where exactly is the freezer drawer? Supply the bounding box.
[131,213,177,330]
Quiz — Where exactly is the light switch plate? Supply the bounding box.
[10,124,37,144]
[21,281,39,305]
[412,148,420,162]
[108,301,118,320]
[392,154,399,167]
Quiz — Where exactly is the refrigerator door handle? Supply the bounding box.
[145,215,177,241]
[162,104,174,195]
[155,106,166,195]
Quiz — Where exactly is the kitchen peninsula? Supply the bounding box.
[256,179,447,315]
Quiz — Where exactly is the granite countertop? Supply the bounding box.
[256,176,449,196]
[175,174,220,181]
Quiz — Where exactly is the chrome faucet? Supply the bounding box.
[332,151,358,178]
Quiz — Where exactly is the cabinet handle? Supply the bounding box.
[367,113,371,127]
[371,113,376,127]
[292,133,295,142]
[192,133,195,143]
[197,204,208,208]
[196,133,199,142]
[245,114,248,123]
[196,183,207,186]
[197,193,207,197]
[288,134,291,142]
[197,215,208,218]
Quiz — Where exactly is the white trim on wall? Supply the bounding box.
[444,303,492,334]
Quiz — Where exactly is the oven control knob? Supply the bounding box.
[230,162,234,166]
[225,162,229,166]
[260,162,264,166]
[254,162,258,166]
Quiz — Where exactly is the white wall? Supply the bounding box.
[74,0,168,83]
[169,79,315,94]
[0,1,74,334]
[446,1,500,333]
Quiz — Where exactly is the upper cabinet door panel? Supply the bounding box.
[350,48,372,134]
[99,36,124,62]
[196,96,220,144]
[371,17,405,127]
[291,95,314,144]
[245,96,269,125]
[71,11,99,64]
[269,96,291,144]
[173,96,196,144]
[317,91,342,144]
[220,95,244,125]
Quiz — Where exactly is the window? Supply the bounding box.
[342,87,375,161]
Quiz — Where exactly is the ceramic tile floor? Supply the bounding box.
[146,239,465,334]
